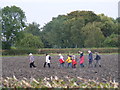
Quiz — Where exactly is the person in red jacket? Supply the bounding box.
[72,54,77,68]
[79,51,84,67]
[58,54,65,67]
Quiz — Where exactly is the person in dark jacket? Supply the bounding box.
[88,50,93,67]
[94,52,101,67]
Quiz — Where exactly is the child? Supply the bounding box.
[29,53,36,68]
[66,54,72,68]
[59,54,65,67]
[44,54,51,68]
[94,52,101,67]
[79,51,84,67]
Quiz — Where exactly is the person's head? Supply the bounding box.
[46,53,48,56]
[95,52,99,55]
[29,53,33,56]
[88,50,91,53]
[78,51,81,53]
[80,51,83,54]
[59,54,61,56]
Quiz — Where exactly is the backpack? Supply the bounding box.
[49,56,51,60]
[97,55,101,60]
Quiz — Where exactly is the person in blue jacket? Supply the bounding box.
[88,50,93,67]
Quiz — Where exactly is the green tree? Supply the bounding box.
[24,22,41,36]
[103,34,119,47]
[68,11,100,24]
[116,17,120,35]
[81,22,105,47]
[42,15,68,48]
[17,33,44,48]
[2,6,26,49]
[99,14,117,37]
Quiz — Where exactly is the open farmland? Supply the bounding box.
[2,54,119,83]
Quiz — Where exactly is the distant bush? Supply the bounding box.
[2,48,118,56]
[39,48,118,54]
[2,49,38,55]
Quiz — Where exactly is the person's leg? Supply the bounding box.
[98,60,101,67]
[94,60,97,67]
[91,61,93,67]
[32,61,36,67]
[74,64,76,68]
[44,62,47,68]
[81,63,84,67]
[30,63,32,68]
[70,63,72,68]
[80,64,82,67]
[62,63,64,67]
[67,63,69,67]
[89,61,92,67]
[83,63,84,67]
[48,63,50,68]
[88,61,91,67]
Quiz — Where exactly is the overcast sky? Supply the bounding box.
[0,0,119,27]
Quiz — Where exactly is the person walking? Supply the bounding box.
[79,51,85,68]
[94,52,101,67]
[66,54,72,68]
[88,50,93,67]
[58,54,65,67]
[44,53,51,68]
[72,54,77,68]
[29,53,36,68]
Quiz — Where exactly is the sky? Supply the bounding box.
[0,0,119,27]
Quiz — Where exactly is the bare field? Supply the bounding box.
[2,54,119,82]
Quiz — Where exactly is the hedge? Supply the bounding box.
[2,48,118,56]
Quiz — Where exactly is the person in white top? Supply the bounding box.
[44,53,51,68]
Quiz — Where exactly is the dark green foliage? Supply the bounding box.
[24,22,41,36]
[2,6,26,49]
[41,11,118,48]
[16,33,44,49]
[2,49,38,55]
[1,5,119,49]
[103,34,119,47]
[2,48,118,56]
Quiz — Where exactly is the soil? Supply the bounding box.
[2,54,119,82]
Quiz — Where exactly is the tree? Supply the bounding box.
[24,22,41,36]
[17,33,44,48]
[99,14,117,37]
[2,6,26,49]
[81,22,105,47]
[103,34,119,47]
[67,17,85,48]
[42,15,68,48]
[67,11,101,24]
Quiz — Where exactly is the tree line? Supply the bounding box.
[1,6,120,49]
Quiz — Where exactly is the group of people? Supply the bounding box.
[28,50,101,68]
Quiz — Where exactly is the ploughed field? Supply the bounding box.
[2,54,119,82]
